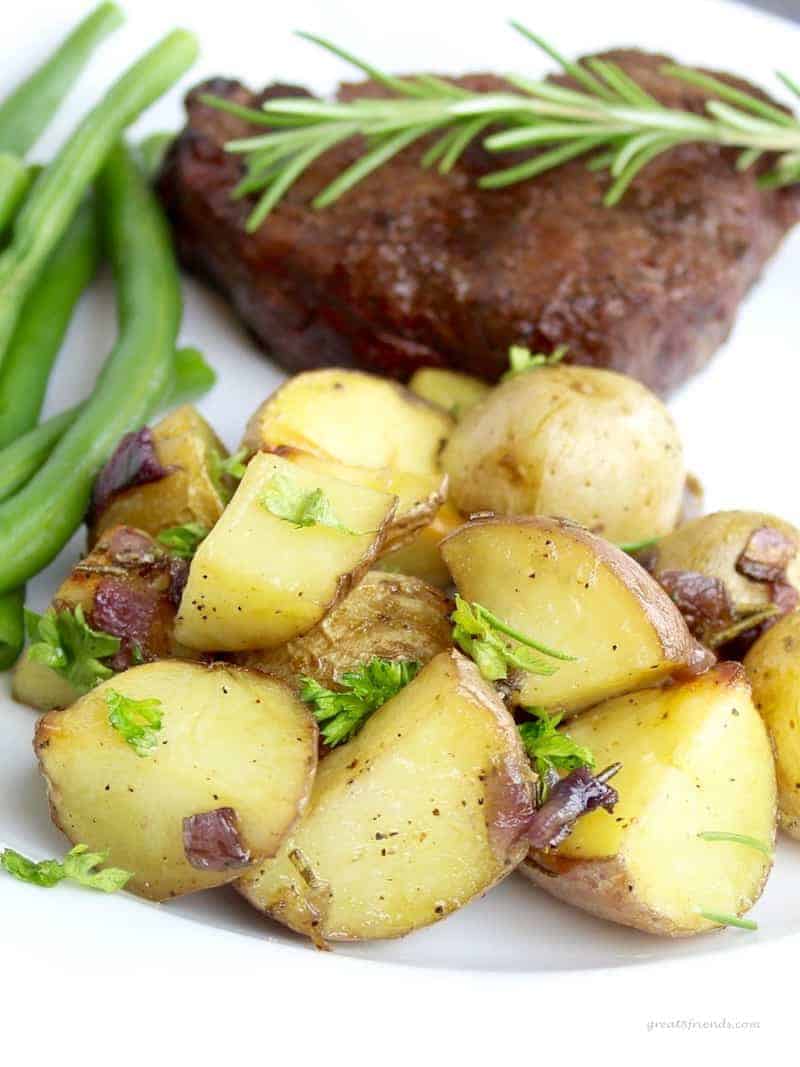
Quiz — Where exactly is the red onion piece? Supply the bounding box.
[527,765,620,850]
[736,526,797,584]
[90,578,161,670]
[182,807,251,871]
[658,569,732,639]
[167,557,190,607]
[90,428,168,521]
[483,757,536,860]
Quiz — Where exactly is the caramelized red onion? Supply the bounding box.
[90,428,168,520]
[526,764,621,850]
[90,577,161,670]
[182,807,251,871]
[736,526,797,583]
[657,569,732,639]
[484,757,536,861]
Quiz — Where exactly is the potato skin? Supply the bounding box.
[744,611,800,839]
[238,572,453,691]
[35,661,318,901]
[89,405,230,547]
[441,365,684,543]
[375,500,463,589]
[521,663,776,936]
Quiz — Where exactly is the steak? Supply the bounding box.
[157,51,800,394]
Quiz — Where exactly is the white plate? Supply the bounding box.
[2,0,800,977]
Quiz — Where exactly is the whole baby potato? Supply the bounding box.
[441,365,684,543]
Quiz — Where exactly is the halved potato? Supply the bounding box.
[744,611,800,840]
[35,661,318,901]
[441,365,684,544]
[13,526,196,712]
[237,649,534,943]
[521,664,776,936]
[175,452,397,651]
[238,571,453,691]
[408,367,490,419]
[90,405,231,546]
[272,447,446,554]
[375,501,464,589]
[242,369,453,476]
[442,516,710,713]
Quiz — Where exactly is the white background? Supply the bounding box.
[2,0,799,1059]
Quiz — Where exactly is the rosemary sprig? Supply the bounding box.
[203,22,800,230]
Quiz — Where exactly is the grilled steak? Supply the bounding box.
[158,52,800,394]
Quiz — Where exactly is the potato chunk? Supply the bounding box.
[13,526,195,712]
[242,369,453,476]
[375,501,464,589]
[89,405,231,546]
[273,447,446,554]
[175,452,397,651]
[35,661,318,901]
[237,650,534,943]
[238,572,453,691]
[744,611,800,840]
[441,365,684,543]
[442,516,710,713]
[521,664,776,936]
[408,367,490,418]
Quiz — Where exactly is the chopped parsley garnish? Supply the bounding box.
[261,471,354,533]
[106,689,164,757]
[25,605,120,694]
[209,447,248,502]
[518,707,595,784]
[502,343,568,380]
[300,658,420,747]
[156,522,210,559]
[1,844,131,893]
[617,537,659,554]
[451,595,574,682]
[697,831,773,857]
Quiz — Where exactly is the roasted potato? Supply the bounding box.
[442,516,711,713]
[89,405,231,546]
[646,511,800,650]
[175,452,397,651]
[521,664,776,936]
[242,369,454,476]
[441,365,684,544]
[35,661,318,901]
[13,526,196,712]
[238,571,453,691]
[744,611,800,840]
[237,649,534,943]
[408,367,490,419]
[271,447,446,555]
[374,500,463,588]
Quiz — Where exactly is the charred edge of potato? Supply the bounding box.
[34,661,319,901]
[237,571,454,692]
[442,514,713,677]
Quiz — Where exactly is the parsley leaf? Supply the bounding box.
[1,844,131,893]
[156,522,210,559]
[209,447,248,503]
[502,343,568,380]
[517,707,595,784]
[25,605,120,694]
[261,471,354,533]
[300,658,420,747]
[451,595,574,682]
[106,689,164,757]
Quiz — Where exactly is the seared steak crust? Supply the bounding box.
[158,53,800,393]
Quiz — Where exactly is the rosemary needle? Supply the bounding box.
[204,21,800,228]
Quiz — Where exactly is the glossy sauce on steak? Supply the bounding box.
[158,52,800,394]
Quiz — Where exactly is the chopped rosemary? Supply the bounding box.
[697,831,773,857]
[698,910,758,931]
[204,22,800,229]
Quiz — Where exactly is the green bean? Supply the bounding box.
[136,131,174,180]
[0,142,181,595]
[0,154,33,238]
[0,200,100,448]
[0,347,215,506]
[0,588,25,670]
[0,28,198,367]
[0,3,123,157]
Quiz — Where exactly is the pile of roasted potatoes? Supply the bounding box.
[17,355,800,946]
